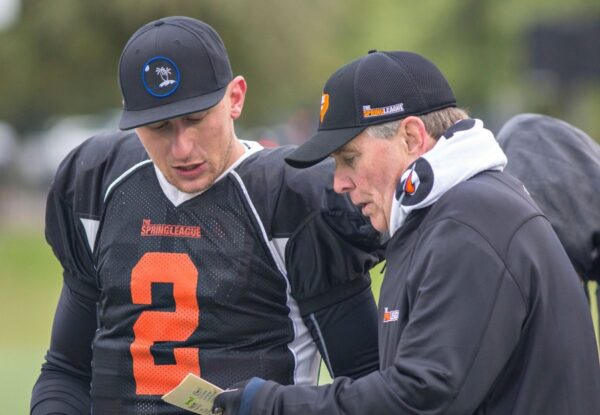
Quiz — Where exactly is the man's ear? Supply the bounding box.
[400,116,434,156]
[228,76,247,120]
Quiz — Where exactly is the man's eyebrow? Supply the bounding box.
[332,147,354,156]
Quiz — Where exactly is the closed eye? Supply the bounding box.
[332,149,359,168]
[146,120,169,130]
[342,155,356,166]
[183,112,208,124]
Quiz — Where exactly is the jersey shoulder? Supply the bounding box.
[235,145,356,237]
[45,130,150,298]
[51,129,150,218]
[235,145,381,307]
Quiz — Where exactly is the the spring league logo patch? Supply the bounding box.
[383,307,399,323]
[395,159,434,206]
[140,219,200,238]
[142,56,180,97]
[362,102,404,119]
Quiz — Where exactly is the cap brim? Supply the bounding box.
[284,126,366,168]
[119,87,228,130]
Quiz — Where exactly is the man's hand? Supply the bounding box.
[212,378,266,415]
[212,385,244,415]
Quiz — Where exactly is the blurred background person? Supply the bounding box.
[498,113,600,345]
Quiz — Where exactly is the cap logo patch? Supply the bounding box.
[320,93,330,123]
[362,103,404,118]
[142,56,180,98]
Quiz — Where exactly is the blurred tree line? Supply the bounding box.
[0,0,598,138]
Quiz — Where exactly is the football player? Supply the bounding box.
[30,16,382,414]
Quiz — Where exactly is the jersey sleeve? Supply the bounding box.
[31,285,97,414]
[284,196,382,379]
[235,146,383,309]
[45,134,109,300]
[45,131,147,300]
[280,158,383,379]
[34,131,148,411]
[235,146,384,379]
[276,154,383,312]
[301,285,379,379]
[284,206,382,312]
[45,166,99,300]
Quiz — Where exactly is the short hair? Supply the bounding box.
[365,107,470,140]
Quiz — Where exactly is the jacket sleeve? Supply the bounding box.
[248,218,527,415]
[30,284,97,414]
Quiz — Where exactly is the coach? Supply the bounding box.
[213,51,600,414]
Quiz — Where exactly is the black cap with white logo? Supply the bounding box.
[118,16,233,130]
[285,50,456,168]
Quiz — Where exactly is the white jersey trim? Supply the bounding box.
[104,159,153,202]
[80,218,100,253]
[271,238,289,268]
[230,170,321,385]
[309,313,333,377]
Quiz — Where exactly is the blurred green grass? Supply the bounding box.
[2,229,597,412]
[0,227,62,414]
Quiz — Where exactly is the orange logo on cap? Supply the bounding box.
[320,93,330,124]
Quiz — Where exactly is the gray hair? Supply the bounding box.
[365,107,470,140]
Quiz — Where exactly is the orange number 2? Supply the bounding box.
[130,252,200,395]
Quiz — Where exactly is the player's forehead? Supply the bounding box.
[144,110,210,128]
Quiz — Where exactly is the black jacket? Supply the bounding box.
[250,171,600,414]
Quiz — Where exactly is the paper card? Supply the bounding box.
[162,373,224,415]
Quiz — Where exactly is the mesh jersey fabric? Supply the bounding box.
[38,131,381,413]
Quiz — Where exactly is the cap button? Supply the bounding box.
[368,49,378,54]
[154,21,165,26]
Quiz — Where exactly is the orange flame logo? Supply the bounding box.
[404,171,415,194]
[320,93,330,123]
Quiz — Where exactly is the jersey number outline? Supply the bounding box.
[130,252,200,395]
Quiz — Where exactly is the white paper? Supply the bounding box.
[162,373,223,415]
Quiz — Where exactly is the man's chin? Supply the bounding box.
[369,216,388,233]
[172,178,214,194]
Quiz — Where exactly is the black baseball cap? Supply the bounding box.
[118,16,233,130]
[285,50,456,168]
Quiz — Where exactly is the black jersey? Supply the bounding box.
[32,131,381,414]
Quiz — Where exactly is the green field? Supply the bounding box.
[1,229,597,412]
[0,228,62,414]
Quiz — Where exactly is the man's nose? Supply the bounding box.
[171,125,194,160]
[333,169,354,194]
